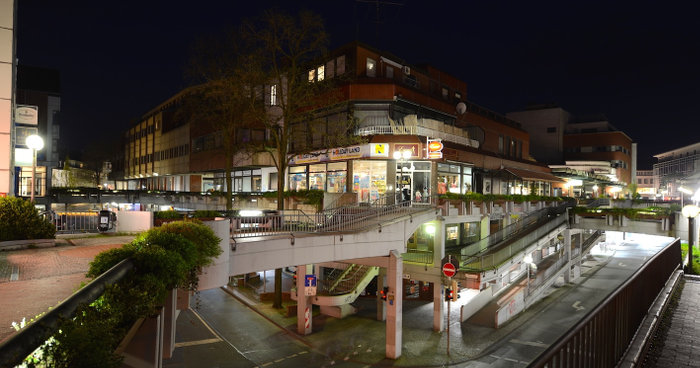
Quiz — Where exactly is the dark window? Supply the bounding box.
[547,127,556,133]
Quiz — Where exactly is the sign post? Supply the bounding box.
[441,255,458,355]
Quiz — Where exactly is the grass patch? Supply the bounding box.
[680,242,700,274]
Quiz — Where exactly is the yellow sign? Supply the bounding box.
[370,143,388,157]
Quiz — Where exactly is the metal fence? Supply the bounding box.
[456,204,570,271]
[529,238,681,367]
[231,194,437,238]
[317,264,377,296]
[42,210,100,234]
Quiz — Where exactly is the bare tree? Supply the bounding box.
[183,31,266,212]
[242,10,362,308]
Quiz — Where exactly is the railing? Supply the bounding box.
[354,124,480,148]
[459,213,568,271]
[317,264,376,296]
[0,259,134,368]
[41,210,100,234]
[231,194,438,238]
[529,238,681,367]
[451,201,572,270]
[403,248,434,265]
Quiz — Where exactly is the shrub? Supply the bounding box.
[30,221,223,367]
[153,210,183,219]
[0,196,55,241]
[192,210,222,218]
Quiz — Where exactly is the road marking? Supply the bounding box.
[489,354,529,365]
[572,301,585,311]
[10,266,19,281]
[191,308,223,340]
[509,339,549,348]
[174,338,221,348]
[618,262,626,267]
[261,362,273,367]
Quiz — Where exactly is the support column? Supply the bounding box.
[296,264,313,335]
[564,229,572,283]
[376,268,386,321]
[386,250,403,359]
[433,281,444,332]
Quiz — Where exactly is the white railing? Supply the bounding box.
[355,124,479,149]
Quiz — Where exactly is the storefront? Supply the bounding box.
[437,162,473,194]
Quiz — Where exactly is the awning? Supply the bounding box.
[503,168,565,183]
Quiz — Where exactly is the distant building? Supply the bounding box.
[14,65,61,204]
[636,169,656,199]
[653,142,700,200]
[508,105,635,198]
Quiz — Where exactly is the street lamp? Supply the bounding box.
[523,253,534,295]
[679,186,693,207]
[393,149,412,202]
[682,204,700,274]
[26,134,44,202]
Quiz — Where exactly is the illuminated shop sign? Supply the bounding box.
[427,138,443,159]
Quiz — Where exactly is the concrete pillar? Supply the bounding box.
[162,289,177,359]
[377,268,386,321]
[564,229,572,283]
[296,264,313,335]
[386,250,403,359]
[433,220,445,267]
[433,281,445,332]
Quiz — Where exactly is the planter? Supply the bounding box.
[0,238,55,251]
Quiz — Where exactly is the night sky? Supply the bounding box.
[15,0,700,169]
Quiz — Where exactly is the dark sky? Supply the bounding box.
[15,0,700,169]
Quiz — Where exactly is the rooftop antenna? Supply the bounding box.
[356,0,404,43]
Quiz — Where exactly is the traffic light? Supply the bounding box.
[380,286,388,301]
[445,287,453,301]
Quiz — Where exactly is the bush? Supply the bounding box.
[153,210,183,219]
[0,196,55,241]
[192,210,223,218]
[34,221,223,367]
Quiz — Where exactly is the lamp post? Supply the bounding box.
[682,204,700,274]
[26,134,44,203]
[523,253,534,295]
[393,149,412,202]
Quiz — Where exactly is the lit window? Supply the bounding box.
[317,65,325,81]
[455,92,461,100]
[308,69,315,83]
[442,87,449,99]
[270,85,277,106]
[366,58,376,77]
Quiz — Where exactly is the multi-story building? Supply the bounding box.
[507,105,635,198]
[653,142,700,200]
[0,0,15,197]
[636,169,657,199]
[14,65,61,202]
[122,42,563,201]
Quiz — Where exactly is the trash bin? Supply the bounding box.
[98,210,115,232]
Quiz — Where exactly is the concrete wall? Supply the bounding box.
[115,210,153,233]
[198,219,230,290]
[0,0,14,196]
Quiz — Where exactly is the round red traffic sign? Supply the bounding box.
[442,262,456,278]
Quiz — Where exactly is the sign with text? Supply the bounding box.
[370,143,388,157]
[427,138,443,159]
[393,143,419,158]
[15,105,38,125]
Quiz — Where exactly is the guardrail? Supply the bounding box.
[0,259,134,368]
[529,238,681,367]
[231,195,438,238]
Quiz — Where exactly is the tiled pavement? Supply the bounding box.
[645,276,700,367]
[0,235,134,343]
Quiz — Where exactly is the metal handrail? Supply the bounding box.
[0,259,135,368]
[529,238,681,367]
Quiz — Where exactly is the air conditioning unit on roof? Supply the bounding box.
[403,66,410,75]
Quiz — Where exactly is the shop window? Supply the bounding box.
[326,162,347,193]
[353,160,386,202]
[309,164,326,191]
[289,166,308,191]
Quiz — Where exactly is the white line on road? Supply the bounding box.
[174,338,222,348]
[489,354,529,365]
[10,266,19,281]
[509,339,549,348]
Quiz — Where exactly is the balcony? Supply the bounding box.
[355,115,480,149]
